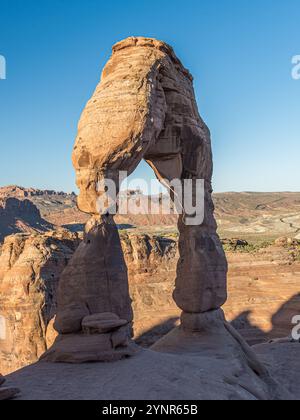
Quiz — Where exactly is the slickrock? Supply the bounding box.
[254,341,300,399]
[5,342,293,401]
[0,373,20,401]
[0,387,20,401]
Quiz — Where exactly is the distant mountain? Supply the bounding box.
[1,186,300,242]
[214,192,300,241]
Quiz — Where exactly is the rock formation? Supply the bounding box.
[41,36,229,363]
[0,36,282,399]
[1,231,299,374]
[0,231,80,373]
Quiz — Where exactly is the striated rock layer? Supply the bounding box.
[1,231,299,374]
[0,231,80,374]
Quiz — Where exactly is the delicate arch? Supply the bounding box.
[42,37,227,363]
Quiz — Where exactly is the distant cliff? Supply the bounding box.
[0,197,54,242]
[1,186,300,243]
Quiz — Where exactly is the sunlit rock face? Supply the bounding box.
[0,231,80,374]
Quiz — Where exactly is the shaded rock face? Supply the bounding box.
[0,197,53,242]
[54,217,133,334]
[254,341,300,399]
[0,231,80,374]
[0,373,20,400]
[0,231,178,373]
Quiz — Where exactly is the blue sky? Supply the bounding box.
[0,0,299,193]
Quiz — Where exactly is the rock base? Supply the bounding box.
[41,312,138,364]
[151,309,290,400]
[40,333,139,364]
[6,340,297,400]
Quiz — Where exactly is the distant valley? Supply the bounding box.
[1,185,300,243]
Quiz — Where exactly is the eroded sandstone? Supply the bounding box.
[1,230,299,374]
[42,36,229,363]
[0,230,80,374]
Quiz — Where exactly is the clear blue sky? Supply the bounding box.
[0,0,299,193]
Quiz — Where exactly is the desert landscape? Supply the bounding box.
[1,185,300,393]
[1,2,300,401]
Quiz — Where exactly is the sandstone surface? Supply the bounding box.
[1,231,300,374]
[5,339,297,400]
[0,373,20,400]
[0,230,80,374]
[254,341,300,399]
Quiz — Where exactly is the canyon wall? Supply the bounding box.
[0,197,53,242]
[0,231,299,374]
[0,231,80,374]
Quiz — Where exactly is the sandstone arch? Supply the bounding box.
[42,37,228,362]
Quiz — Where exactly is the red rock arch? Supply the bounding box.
[43,37,227,363]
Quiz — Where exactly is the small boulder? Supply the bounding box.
[275,237,295,247]
[54,304,90,334]
[82,313,128,334]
